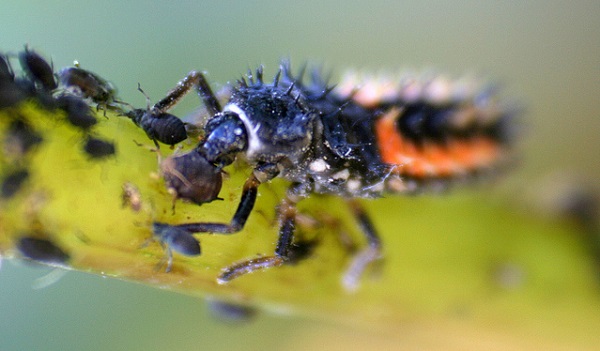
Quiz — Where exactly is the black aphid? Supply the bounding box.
[1,169,29,199]
[17,236,70,264]
[55,94,98,130]
[58,66,118,110]
[151,222,201,272]
[0,53,14,81]
[83,136,116,159]
[206,299,257,323]
[0,53,28,108]
[125,84,187,148]
[19,46,57,91]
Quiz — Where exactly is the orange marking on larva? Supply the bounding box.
[422,142,460,177]
[447,138,501,171]
[375,108,407,163]
[375,108,504,178]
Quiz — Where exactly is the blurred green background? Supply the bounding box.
[1,1,599,350]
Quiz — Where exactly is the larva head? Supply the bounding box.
[199,67,316,167]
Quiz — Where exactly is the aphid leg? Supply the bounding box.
[132,139,163,162]
[217,184,306,283]
[164,246,174,273]
[134,84,162,151]
[136,83,152,109]
[139,237,170,271]
[152,71,222,115]
[342,199,383,291]
[152,247,174,273]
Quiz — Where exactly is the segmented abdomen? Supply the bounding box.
[337,73,515,182]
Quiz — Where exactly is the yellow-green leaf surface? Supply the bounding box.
[1,102,599,350]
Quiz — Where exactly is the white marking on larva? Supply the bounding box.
[398,77,423,103]
[224,103,262,158]
[346,179,362,192]
[309,159,329,173]
[385,175,407,193]
[424,75,452,104]
[331,169,350,180]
